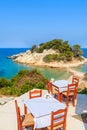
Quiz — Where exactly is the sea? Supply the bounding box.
[0,48,87,80]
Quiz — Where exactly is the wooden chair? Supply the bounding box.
[46,108,67,130]
[15,100,34,130]
[72,76,79,99]
[47,81,60,100]
[29,89,42,99]
[62,83,77,106]
[24,89,42,114]
[72,76,79,86]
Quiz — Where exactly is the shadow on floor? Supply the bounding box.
[72,113,87,124]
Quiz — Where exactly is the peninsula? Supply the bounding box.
[9,39,87,69]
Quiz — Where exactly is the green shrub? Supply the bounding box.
[31,39,83,61]
[43,54,58,62]
[43,52,73,63]
[0,69,46,96]
[36,47,44,53]
[35,82,45,89]
[31,45,37,53]
[79,88,87,94]
[0,86,16,95]
[0,78,11,88]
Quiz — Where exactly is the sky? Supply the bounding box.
[0,0,87,48]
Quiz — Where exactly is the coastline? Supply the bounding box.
[15,58,87,69]
[8,49,87,80]
[9,49,87,68]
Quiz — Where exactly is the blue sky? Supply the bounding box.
[0,0,87,48]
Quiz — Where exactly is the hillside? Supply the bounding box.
[0,70,46,96]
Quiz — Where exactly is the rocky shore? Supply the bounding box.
[8,49,87,85]
[9,49,87,69]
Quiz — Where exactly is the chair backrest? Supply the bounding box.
[51,108,67,130]
[45,80,49,89]
[29,89,42,99]
[72,76,79,87]
[67,83,77,96]
[47,81,52,94]
[15,100,22,130]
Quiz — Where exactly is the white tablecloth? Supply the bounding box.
[52,80,71,92]
[23,97,66,128]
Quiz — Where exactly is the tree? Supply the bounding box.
[31,45,37,53]
[72,44,83,58]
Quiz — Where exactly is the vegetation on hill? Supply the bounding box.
[79,88,87,94]
[31,39,83,62]
[0,69,46,96]
[0,69,87,96]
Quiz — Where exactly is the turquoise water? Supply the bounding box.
[73,63,87,73]
[0,48,70,80]
[0,48,87,80]
[27,65,70,80]
[73,48,87,73]
[0,48,29,79]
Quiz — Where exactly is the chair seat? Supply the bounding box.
[22,113,34,127]
[46,124,63,130]
[46,126,62,130]
[62,91,74,96]
[52,88,58,94]
[46,121,64,130]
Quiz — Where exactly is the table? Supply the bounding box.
[52,80,71,101]
[22,97,66,129]
[52,80,71,92]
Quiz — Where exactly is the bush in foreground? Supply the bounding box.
[0,69,47,96]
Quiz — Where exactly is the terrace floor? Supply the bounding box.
[0,90,87,130]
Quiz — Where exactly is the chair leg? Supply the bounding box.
[63,124,66,130]
[75,91,77,99]
[35,128,38,130]
[58,93,62,102]
[66,96,69,106]
[24,105,27,114]
[30,126,34,130]
[73,95,76,107]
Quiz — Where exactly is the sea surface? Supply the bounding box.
[0,48,87,80]
[74,48,87,73]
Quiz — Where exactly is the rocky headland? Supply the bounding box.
[8,49,87,80]
[8,38,87,87]
[9,49,87,69]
